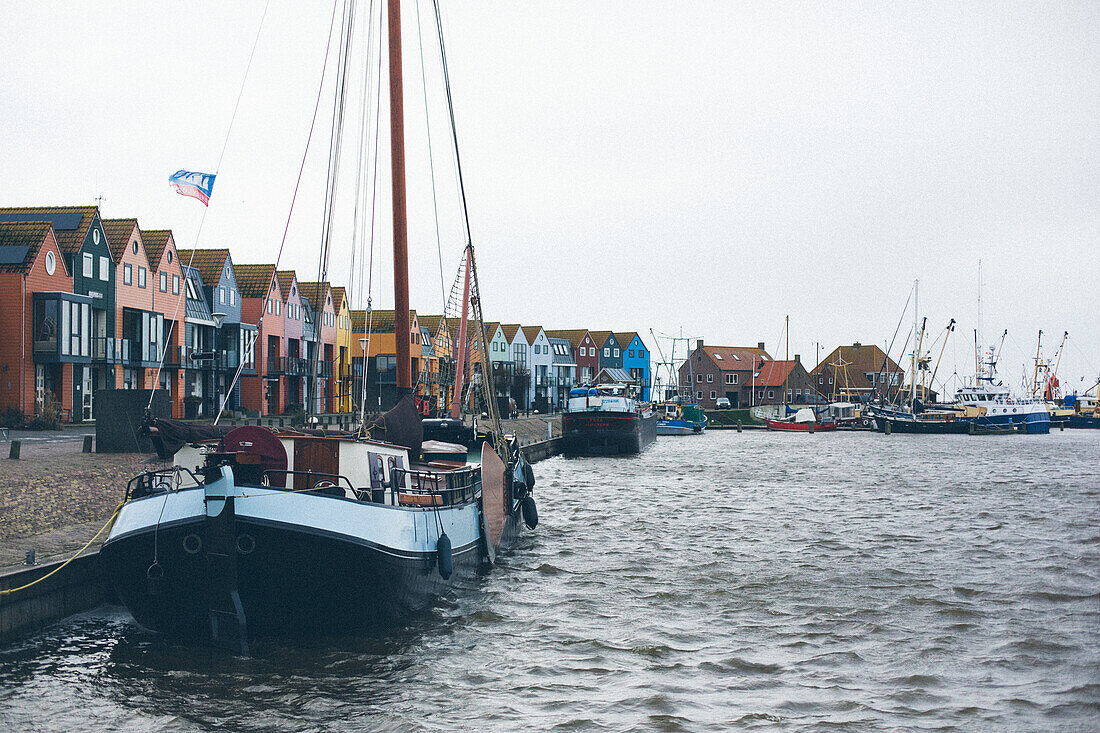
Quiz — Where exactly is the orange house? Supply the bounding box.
[143,229,186,416]
[0,222,80,419]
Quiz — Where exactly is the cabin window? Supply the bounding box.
[124,263,132,285]
[173,275,180,295]
[715,354,723,360]
[160,272,168,292]
[138,266,147,288]
[82,253,93,278]
[99,256,109,281]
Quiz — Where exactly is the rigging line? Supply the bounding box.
[414,0,450,317]
[147,1,272,411]
[216,0,344,424]
[311,0,358,415]
[430,0,473,248]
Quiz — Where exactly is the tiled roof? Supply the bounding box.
[297,281,331,311]
[140,229,173,269]
[811,343,901,375]
[482,321,501,338]
[175,248,230,286]
[703,345,771,367]
[0,221,55,274]
[0,206,98,255]
[350,309,417,334]
[521,325,543,343]
[234,264,278,298]
[589,330,614,346]
[545,329,590,349]
[500,323,522,342]
[330,286,348,310]
[101,218,140,261]
[275,270,297,300]
[753,360,796,387]
[418,314,453,339]
[614,332,641,349]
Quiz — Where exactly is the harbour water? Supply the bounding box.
[2,431,1098,730]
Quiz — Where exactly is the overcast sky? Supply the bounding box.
[2,2,1097,394]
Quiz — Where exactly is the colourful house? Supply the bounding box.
[142,229,186,416]
[102,219,159,395]
[616,332,652,401]
[236,264,284,415]
[546,329,598,385]
[331,286,352,413]
[298,281,338,413]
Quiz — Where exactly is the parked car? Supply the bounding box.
[715,397,731,409]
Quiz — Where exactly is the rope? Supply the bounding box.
[0,503,124,597]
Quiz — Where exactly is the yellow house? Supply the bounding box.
[418,314,455,413]
[331,286,352,412]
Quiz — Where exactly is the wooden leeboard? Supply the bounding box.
[480,446,507,550]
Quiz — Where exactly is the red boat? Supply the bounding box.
[764,408,837,432]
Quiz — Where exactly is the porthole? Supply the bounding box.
[182,533,202,554]
[44,250,56,275]
[236,534,256,555]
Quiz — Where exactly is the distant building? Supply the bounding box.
[679,340,771,409]
[547,336,577,409]
[810,343,904,403]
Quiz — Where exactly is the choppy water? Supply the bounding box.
[2,430,1098,731]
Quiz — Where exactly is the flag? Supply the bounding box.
[168,170,216,206]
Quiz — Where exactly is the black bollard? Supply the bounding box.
[9,440,20,459]
[82,435,93,453]
[736,420,742,433]
[24,550,35,565]
[884,421,892,435]
[808,421,815,434]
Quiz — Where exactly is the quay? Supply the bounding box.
[0,416,562,645]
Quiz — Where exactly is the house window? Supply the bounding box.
[787,389,793,400]
[768,390,775,399]
[124,263,133,285]
[707,374,713,383]
[138,266,147,288]
[710,391,716,399]
[160,272,168,292]
[99,256,109,281]
[267,298,272,314]
[185,278,198,299]
[628,349,634,358]
[829,377,834,385]
[696,390,703,399]
[45,250,55,275]
[131,241,138,254]
[715,354,723,361]
[229,290,235,306]
[819,377,824,385]
[82,253,93,278]
[219,288,225,304]
[173,275,180,294]
[795,389,801,396]
[696,374,703,383]
[613,348,620,358]
[275,301,281,316]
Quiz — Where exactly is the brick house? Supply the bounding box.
[747,357,815,406]
[679,341,772,409]
[810,342,905,403]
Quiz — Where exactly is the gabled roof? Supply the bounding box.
[101,218,141,261]
[275,270,298,300]
[547,337,577,365]
[234,264,278,298]
[0,221,59,275]
[589,330,614,346]
[500,323,522,342]
[482,321,501,337]
[702,345,771,367]
[521,325,544,343]
[140,229,173,269]
[753,360,796,387]
[330,286,348,310]
[418,314,452,339]
[545,329,590,349]
[297,281,331,311]
[175,248,231,287]
[811,343,902,375]
[0,206,99,256]
[614,332,642,349]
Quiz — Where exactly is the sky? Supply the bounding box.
[1,2,1097,395]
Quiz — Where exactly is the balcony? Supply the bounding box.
[90,336,127,364]
[271,356,311,376]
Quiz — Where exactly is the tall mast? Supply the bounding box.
[1032,329,1043,396]
[912,280,918,412]
[784,315,789,408]
[388,0,411,395]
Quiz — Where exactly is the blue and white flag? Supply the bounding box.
[168,170,216,206]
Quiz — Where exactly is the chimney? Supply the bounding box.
[757,342,765,351]
[696,339,704,350]
[794,354,801,364]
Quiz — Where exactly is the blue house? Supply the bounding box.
[616,331,652,401]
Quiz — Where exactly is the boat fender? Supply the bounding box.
[146,562,165,596]
[523,460,535,490]
[522,495,538,529]
[436,532,453,580]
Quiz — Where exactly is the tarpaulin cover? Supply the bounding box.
[364,393,423,459]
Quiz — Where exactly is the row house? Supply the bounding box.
[545,330,599,385]
[236,264,285,416]
[0,207,116,422]
[298,281,338,414]
[547,337,577,407]
[523,326,553,412]
[331,286,353,413]
[102,219,162,396]
[417,314,456,415]
[143,229,185,413]
[276,271,307,409]
[176,249,256,418]
[617,332,652,401]
[810,342,904,404]
[349,308,422,413]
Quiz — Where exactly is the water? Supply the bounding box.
[2,430,1098,731]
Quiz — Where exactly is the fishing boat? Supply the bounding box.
[656,400,706,435]
[1065,391,1100,428]
[101,0,536,652]
[764,407,837,432]
[954,344,1050,434]
[867,403,970,434]
[562,384,658,455]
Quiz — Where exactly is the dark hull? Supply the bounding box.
[100,510,521,640]
[562,411,657,455]
[1067,415,1100,429]
[873,416,971,434]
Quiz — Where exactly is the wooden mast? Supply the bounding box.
[388,0,412,395]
